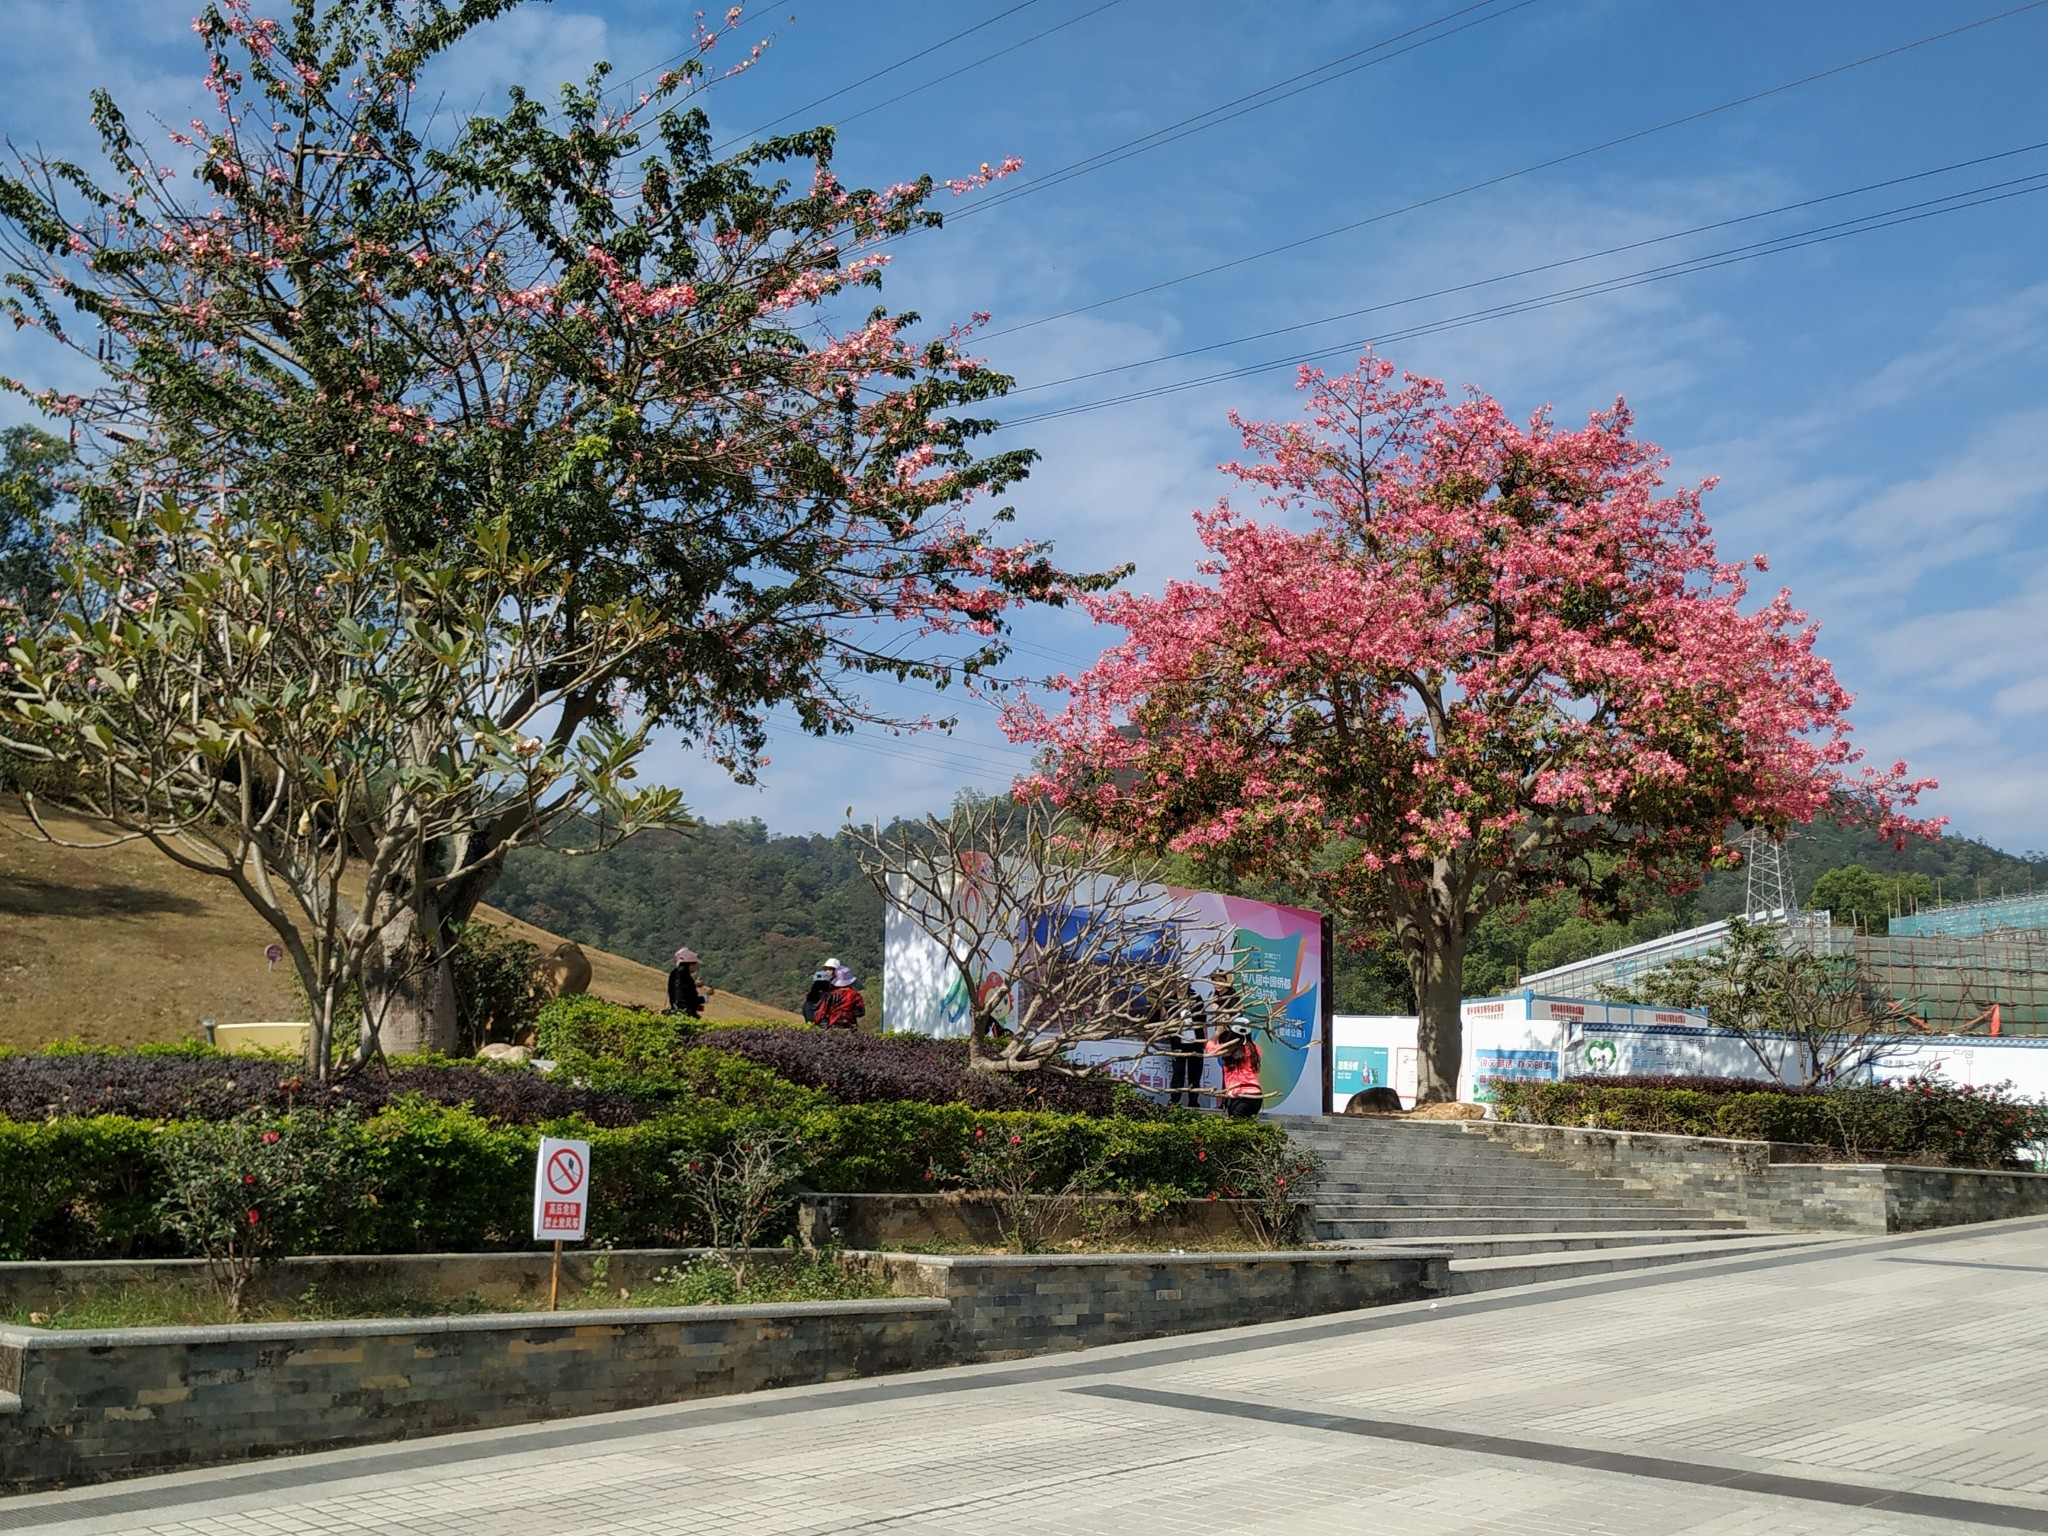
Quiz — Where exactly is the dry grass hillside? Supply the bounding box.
[0,809,796,1048]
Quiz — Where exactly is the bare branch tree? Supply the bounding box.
[852,797,1234,1073]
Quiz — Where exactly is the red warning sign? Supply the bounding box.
[531,1136,590,1241]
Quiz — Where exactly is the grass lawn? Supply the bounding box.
[2,1256,893,1329]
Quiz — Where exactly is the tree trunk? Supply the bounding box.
[356,852,505,1061]
[358,904,460,1058]
[1410,929,1468,1104]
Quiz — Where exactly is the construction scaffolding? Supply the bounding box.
[1850,929,2048,1035]
[1890,889,2048,939]
[1519,913,2048,1037]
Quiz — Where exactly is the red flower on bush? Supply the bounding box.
[1009,1134,1022,1145]
[261,1131,280,1144]
[246,1208,260,1225]
[243,1173,255,1186]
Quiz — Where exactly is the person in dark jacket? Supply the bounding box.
[667,947,712,1018]
[815,965,867,1030]
[801,957,843,1024]
[1165,979,1210,1109]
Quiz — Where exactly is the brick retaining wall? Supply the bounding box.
[797,1193,1307,1249]
[0,1247,1446,1491]
[1464,1121,2048,1232]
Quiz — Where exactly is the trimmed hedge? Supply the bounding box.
[0,1049,648,1127]
[0,1100,1280,1260]
[696,1028,1135,1115]
[533,997,822,1112]
[1491,1075,2048,1168]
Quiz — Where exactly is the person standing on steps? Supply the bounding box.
[667,947,712,1019]
[1166,978,1210,1109]
[1208,1025,1265,1118]
[802,957,843,1024]
[815,965,867,1030]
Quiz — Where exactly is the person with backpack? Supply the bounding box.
[815,965,867,1030]
[667,947,712,1019]
[801,957,842,1024]
[1207,1026,1264,1118]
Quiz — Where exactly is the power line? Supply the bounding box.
[714,0,1048,151]
[821,0,1135,135]
[997,172,2048,427]
[946,0,1540,225]
[982,0,2048,342]
[1007,139,2048,397]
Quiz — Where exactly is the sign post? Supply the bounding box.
[531,1136,591,1311]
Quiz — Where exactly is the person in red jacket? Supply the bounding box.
[815,965,867,1030]
[1207,1026,1264,1118]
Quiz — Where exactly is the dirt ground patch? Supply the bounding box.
[0,809,795,1048]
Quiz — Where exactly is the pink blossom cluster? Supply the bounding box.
[1006,353,1940,923]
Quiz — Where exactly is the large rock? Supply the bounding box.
[544,941,592,999]
[1342,1087,1406,1116]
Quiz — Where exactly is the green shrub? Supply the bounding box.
[801,1102,1278,1197]
[0,1115,165,1259]
[0,1094,1296,1260]
[531,995,822,1112]
[157,1109,372,1312]
[449,922,549,1050]
[1490,1075,2048,1167]
[534,995,699,1060]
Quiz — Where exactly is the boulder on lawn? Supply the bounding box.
[544,941,593,998]
[1342,1087,1407,1116]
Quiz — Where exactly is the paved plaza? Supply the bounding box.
[8,1215,2048,1534]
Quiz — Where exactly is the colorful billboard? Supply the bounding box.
[883,876,1329,1116]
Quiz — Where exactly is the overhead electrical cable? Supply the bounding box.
[982,0,2048,341]
[1008,140,2048,395]
[995,172,2048,427]
[714,0,1048,150]
[817,0,1135,134]
[945,0,1540,223]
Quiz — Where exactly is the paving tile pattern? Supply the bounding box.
[9,1218,2048,1534]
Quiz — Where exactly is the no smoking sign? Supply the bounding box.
[531,1136,591,1242]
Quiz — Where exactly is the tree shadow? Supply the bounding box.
[0,873,207,920]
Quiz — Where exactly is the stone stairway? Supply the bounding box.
[1281,1116,1842,1294]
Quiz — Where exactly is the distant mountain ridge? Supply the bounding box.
[495,820,884,1016]
[487,815,2048,1018]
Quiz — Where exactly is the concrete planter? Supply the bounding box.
[1466,1120,2048,1232]
[797,1192,1312,1249]
[0,1246,1445,1492]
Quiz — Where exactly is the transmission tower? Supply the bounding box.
[1740,828,1798,920]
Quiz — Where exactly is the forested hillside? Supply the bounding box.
[489,815,2048,1018]
[494,822,883,1015]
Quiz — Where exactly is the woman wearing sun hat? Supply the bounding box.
[815,964,867,1030]
[667,947,713,1019]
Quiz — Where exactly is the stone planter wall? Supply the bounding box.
[1464,1120,2048,1232]
[797,1192,1309,1250]
[0,1245,1446,1492]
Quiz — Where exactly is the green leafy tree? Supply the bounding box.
[1606,917,1914,1086]
[0,425,62,617]
[1807,864,1935,934]
[0,0,1104,1055]
[5,494,682,1073]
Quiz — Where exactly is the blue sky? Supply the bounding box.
[8,0,2048,852]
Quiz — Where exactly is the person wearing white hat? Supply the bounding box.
[801,956,845,1024]
[667,947,712,1019]
[815,964,867,1031]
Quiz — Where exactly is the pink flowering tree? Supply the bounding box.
[0,1,1108,1054]
[1005,356,1939,1102]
